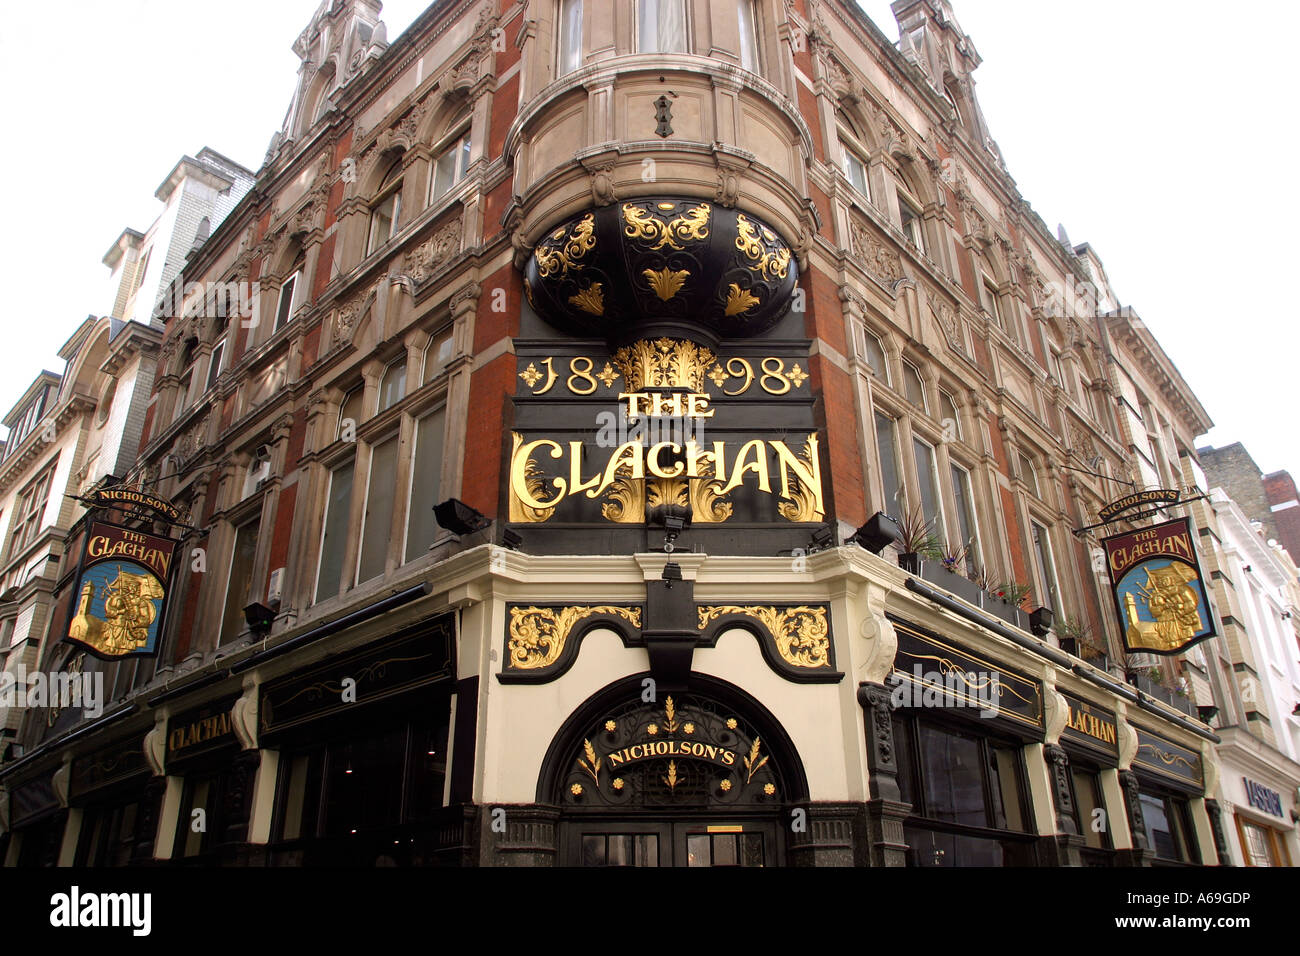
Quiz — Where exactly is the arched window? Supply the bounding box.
[367,156,403,255]
[837,111,871,201]
[430,128,472,204]
[378,357,407,413]
[894,165,927,254]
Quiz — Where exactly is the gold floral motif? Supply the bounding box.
[646,476,688,510]
[662,696,680,734]
[601,466,645,524]
[519,363,543,388]
[697,605,832,669]
[683,722,695,735]
[726,718,738,730]
[663,760,680,790]
[725,283,761,317]
[508,432,557,523]
[708,364,729,388]
[506,605,643,670]
[735,214,792,281]
[568,282,605,316]
[571,783,584,796]
[743,738,769,784]
[534,212,596,278]
[786,364,809,388]
[597,363,620,388]
[605,720,617,732]
[689,457,733,524]
[719,778,733,792]
[612,338,717,392]
[642,267,690,301]
[647,724,659,736]
[613,778,625,790]
[578,739,601,783]
[622,202,711,251]
[763,783,776,796]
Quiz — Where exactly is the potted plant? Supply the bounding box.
[894,503,943,574]
[1056,616,1091,657]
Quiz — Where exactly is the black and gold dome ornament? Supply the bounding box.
[523,198,799,344]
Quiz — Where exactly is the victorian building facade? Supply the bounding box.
[0,0,1238,867]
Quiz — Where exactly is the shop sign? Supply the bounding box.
[1060,693,1118,756]
[1243,777,1284,818]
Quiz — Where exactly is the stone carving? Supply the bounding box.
[590,163,618,207]
[405,218,463,284]
[849,218,903,284]
[333,279,380,343]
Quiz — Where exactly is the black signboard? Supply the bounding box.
[1133,727,1204,791]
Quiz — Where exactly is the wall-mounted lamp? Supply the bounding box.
[243,602,277,636]
[1029,607,1054,638]
[434,498,492,536]
[846,512,902,554]
[661,562,683,589]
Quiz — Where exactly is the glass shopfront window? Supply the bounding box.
[894,715,1037,866]
[1068,764,1114,865]
[1139,789,1198,865]
[269,704,450,866]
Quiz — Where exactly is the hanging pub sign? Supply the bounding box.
[64,522,176,660]
[1101,517,1216,656]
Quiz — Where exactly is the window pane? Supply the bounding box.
[844,149,869,197]
[206,340,225,392]
[988,743,1027,832]
[939,391,960,439]
[406,409,446,562]
[738,0,759,71]
[316,460,355,603]
[431,146,457,201]
[640,0,686,52]
[220,520,260,645]
[1031,521,1057,612]
[339,388,363,437]
[951,464,979,569]
[458,137,472,177]
[863,331,886,379]
[1140,792,1177,860]
[369,195,398,252]
[903,363,926,410]
[358,436,399,582]
[379,360,406,412]
[424,332,454,384]
[875,412,903,515]
[1020,454,1039,497]
[275,274,297,329]
[913,438,941,530]
[919,725,986,827]
[558,0,582,75]
[1071,769,1108,849]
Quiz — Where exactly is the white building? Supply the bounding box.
[101,148,255,328]
[1204,487,1300,866]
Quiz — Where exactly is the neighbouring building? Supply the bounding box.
[1,0,1244,867]
[0,318,163,817]
[1199,442,1300,577]
[102,148,256,329]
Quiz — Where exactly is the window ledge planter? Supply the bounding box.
[910,559,1031,632]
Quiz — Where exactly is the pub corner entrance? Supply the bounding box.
[538,674,809,867]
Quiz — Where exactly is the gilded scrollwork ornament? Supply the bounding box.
[697,605,833,669]
[506,605,643,671]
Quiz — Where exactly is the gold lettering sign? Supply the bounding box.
[167,711,234,756]
[1063,698,1118,751]
[509,433,824,524]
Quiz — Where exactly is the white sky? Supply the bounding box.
[0,0,1294,477]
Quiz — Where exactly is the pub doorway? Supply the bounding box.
[539,675,808,868]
